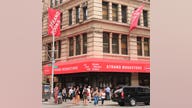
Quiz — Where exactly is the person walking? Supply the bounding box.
[92,87,99,106]
[62,87,67,102]
[87,86,91,103]
[69,87,73,101]
[101,88,106,105]
[75,86,80,104]
[105,86,111,100]
[54,85,59,104]
[82,86,88,105]
[72,87,76,104]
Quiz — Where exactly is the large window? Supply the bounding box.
[143,10,148,27]
[144,38,150,56]
[76,6,80,23]
[121,5,127,23]
[47,43,52,60]
[83,33,87,54]
[137,37,142,56]
[112,4,118,21]
[69,37,74,56]
[76,35,81,55]
[68,34,88,56]
[112,33,119,54]
[102,2,109,20]
[69,9,72,25]
[103,32,110,53]
[121,35,128,55]
[50,0,53,8]
[55,0,58,6]
[58,40,61,58]
[83,6,88,21]
[47,40,61,60]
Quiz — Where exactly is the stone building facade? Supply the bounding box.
[42,0,150,88]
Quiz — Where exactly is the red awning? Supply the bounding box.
[43,58,150,75]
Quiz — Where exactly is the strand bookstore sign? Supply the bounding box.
[43,59,150,75]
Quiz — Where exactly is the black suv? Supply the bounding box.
[111,86,150,106]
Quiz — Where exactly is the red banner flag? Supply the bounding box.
[129,4,144,32]
[48,8,61,37]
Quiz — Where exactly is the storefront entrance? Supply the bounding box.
[55,72,131,89]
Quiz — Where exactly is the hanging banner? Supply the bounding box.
[48,8,61,37]
[129,4,144,32]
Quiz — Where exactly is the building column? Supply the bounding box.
[119,34,122,54]
[79,4,83,22]
[148,10,150,28]
[127,6,134,25]
[109,32,112,54]
[61,38,68,61]
[118,4,122,23]
[73,37,76,56]
[140,10,144,27]
[142,37,144,56]
[131,73,139,86]
[129,35,138,60]
[109,2,112,21]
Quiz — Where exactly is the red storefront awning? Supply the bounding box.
[43,58,150,75]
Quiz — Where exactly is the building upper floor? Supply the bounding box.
[42,0,150,37]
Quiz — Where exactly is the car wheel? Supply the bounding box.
[129,98,136,106]
[118,102,125,106]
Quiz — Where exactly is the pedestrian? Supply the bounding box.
[72,87,76,104]
[105,86,111,100]
[54,84,59,104]
[101,88,106,105]
[62,87,67,102]
[69,87,73,101]
[82,86,88,105]
[75,86,80,104]
[92,87,99,105]
[87,86,91,103]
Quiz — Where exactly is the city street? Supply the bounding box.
[42,100,150,108]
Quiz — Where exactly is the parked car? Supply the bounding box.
[111,86,150,106]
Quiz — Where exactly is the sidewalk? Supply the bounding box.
[42,99,149,108]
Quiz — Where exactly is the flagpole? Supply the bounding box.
[51,31,55,101]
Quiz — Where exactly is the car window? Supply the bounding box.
[143,88,150,92]
[137,87,150,93]
[124,87,135,93]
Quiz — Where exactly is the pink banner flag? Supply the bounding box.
[48,8,61,37]
[129,4,144,32]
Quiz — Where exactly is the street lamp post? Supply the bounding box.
[50,31,55,102]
